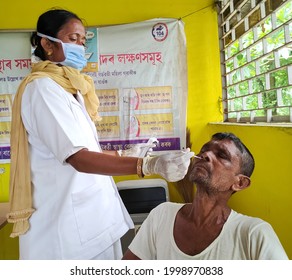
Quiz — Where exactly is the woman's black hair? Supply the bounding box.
[30,8,82,60]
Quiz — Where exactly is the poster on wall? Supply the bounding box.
[0,18,188,162]
[90,18,188,153]
[0,32,31,163]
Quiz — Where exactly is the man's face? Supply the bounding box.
[189,139,242,193]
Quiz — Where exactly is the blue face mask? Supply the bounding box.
[37,32,87,70]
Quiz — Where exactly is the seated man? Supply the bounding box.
[122,132,288,260]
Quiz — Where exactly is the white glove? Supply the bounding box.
[142,148,194,182]
[118,143,157,157]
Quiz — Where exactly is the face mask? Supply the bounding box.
[37,32,87,70]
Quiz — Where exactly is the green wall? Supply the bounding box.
[1,0,291,259]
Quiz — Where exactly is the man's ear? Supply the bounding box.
[232,174,251,192]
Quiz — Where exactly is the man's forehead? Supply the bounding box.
[203,139,238,152]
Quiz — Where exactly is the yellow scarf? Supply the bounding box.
[7,61,101,238]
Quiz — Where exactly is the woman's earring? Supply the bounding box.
[47,51,53,56]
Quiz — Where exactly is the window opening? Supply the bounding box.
[218,0,292,123]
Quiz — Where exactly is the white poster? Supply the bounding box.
[0,19,188,162]
[90,18,188,153]
[0,32,31,163]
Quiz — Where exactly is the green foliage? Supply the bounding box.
[225,1,292,119]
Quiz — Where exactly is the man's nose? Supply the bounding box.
[201,152,211,161]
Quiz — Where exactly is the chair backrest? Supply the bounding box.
[116,179,169,214]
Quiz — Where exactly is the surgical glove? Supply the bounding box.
[142,149,194,182]
[118,143,156,157]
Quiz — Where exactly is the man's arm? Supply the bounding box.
[122,249,141,260]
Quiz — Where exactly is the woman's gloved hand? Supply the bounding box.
[118,143,157,157]
[142,148,194,182]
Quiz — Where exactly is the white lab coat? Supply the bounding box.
[19,77,133,259]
